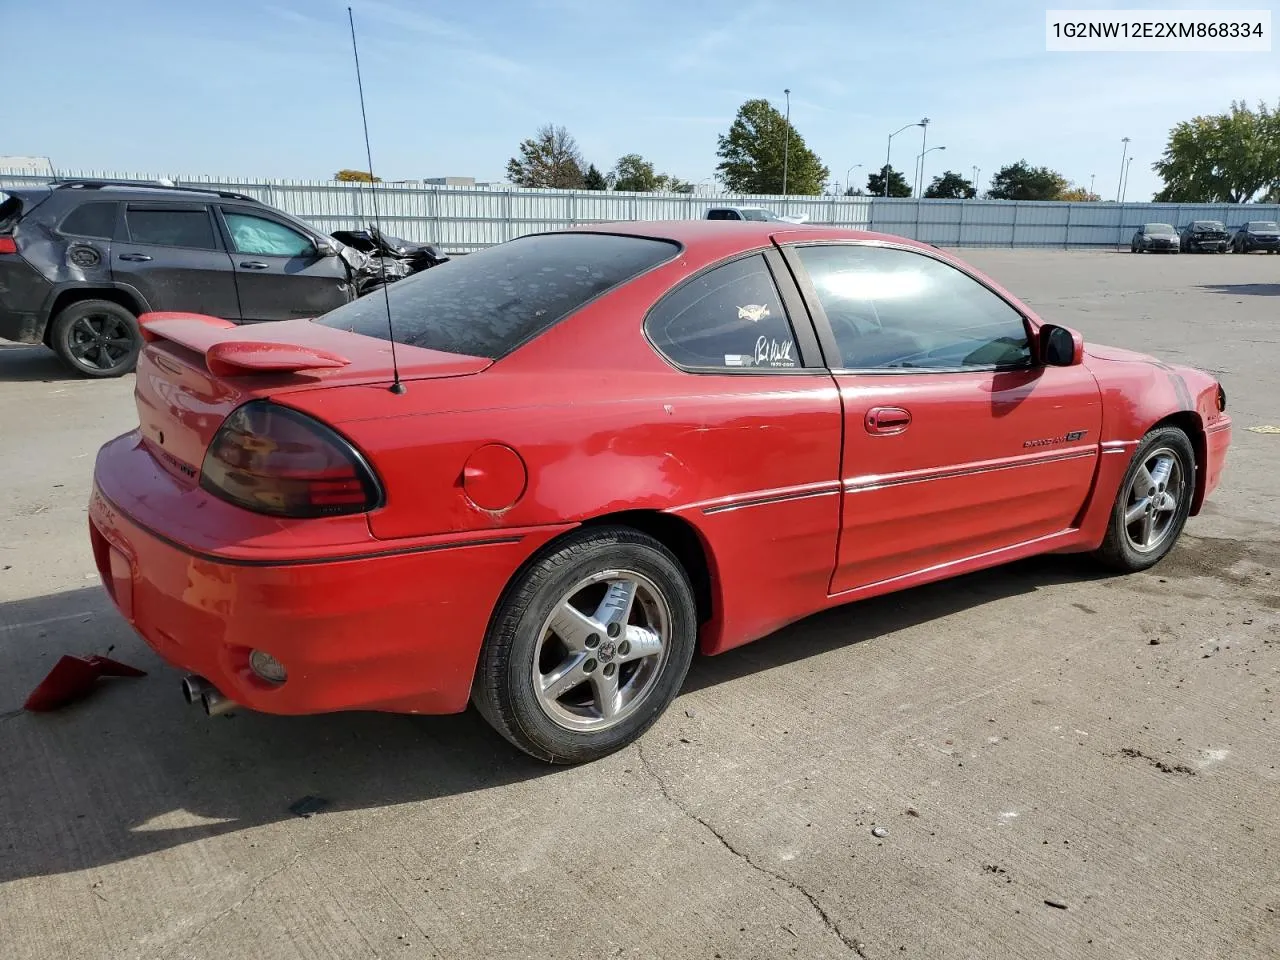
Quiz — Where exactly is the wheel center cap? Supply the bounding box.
[598,640,616,662]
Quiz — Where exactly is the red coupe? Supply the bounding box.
[88,222,1232,763]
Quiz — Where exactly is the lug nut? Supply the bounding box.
[585,634,600,649]
[618,640,631,656]
[603,663,616,677]
[607,622,621,638]
[583,658,597,673]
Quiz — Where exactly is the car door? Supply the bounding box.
[780,240,1102,595]
[216,206,352,322]
[114,203,241,319]
[642,249,843,649]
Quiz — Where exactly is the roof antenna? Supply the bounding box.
[348,6,405,395]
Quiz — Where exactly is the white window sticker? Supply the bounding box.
[737,304,771,323]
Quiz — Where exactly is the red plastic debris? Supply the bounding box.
[23,654,147,712]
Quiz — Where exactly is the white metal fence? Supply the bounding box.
[4,169,1275,253]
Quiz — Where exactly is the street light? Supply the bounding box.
[782,88,792,200]
[1121,156,1134,202]
[884,121,924,197]
[845,163,863,195]
[1089,173,1096,198]
[915,118,931,196]
[917,145,945,196]
[1116,137,1130,202]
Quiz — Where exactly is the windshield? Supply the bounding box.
[739,208,777,221]
[1144,223,1175,233]
[1248,221,1279,231]
[1192,221,1224,230]
[315,232,679,359]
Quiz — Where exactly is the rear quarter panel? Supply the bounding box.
[281,249,846,652]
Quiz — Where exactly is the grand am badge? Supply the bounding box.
[737,304,771,323]
[1024,430,1088,448]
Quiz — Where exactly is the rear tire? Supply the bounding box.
[50,300,142,378]
[472,526,698,764]
[1092,427,1195,573]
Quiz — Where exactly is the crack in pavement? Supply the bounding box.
[636,741,868,958]
[155,852,305,959]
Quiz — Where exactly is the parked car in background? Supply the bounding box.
[705,205,808,224]
[88,220,1232,763]
[0,180,374,377]
[1230,220,1280,253]
[1179,220,1229,253]
[1130,223,1180,253]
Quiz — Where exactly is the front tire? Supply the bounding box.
[472,526,698,764]
[1093,427,1195,572]
[50,299,142,378]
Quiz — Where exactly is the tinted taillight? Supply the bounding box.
[200,401,381,518]
[0,236,17,254]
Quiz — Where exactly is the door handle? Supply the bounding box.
[118,253,152,262]
[240,260,270,269]
[865,406,912,435]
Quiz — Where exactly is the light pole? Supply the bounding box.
[915,118,931,196]
[1089,173,1096,198]
[884,121,924,197]
[917,146,945,197]
[782,88,792,200]
[1121,156,1134,202]
[1115,137,1130,202]
[845,163,863,195]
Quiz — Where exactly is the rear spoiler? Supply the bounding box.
[138,312,350,377]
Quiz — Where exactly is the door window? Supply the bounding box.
[224,212,315,257]
[794,243,1031,371]
[125,207,218,249]
[645,254,800,371]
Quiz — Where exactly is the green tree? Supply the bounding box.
[582,164,609,190]
[715,98,829,195]
[866,164,911,198]
[987,160,1069,200]
[1153,100,1280,203]
[612,153,661,192]
[1059,186,1100,202]
[335,169,380,183]
[506,124,584,188]
[844,186,865,196]
[924,170,977,199]
[657,175,694,193]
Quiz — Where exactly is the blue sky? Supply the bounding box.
[6,0,1279,200]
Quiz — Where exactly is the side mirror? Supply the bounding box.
[314,238,337,257]
[1040,324,1083,366]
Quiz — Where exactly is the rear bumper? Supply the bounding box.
[89,436,572,715]
[0,256,52,342]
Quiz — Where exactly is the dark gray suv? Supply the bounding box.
[0,180,357,377]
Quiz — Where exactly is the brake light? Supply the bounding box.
[200,401,382,518]
[0,236,16,254]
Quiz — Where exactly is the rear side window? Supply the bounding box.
[126,207,218,249]
[59,202,118,239]
[316,232,678,359]
[645,254,799,371]
[706,210,738,220]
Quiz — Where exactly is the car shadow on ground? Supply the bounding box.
[0,343,86,382]
[0,554,1110,884]
[1198,283,1280,297]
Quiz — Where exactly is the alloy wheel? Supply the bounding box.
[68,313,134,372]
[531,569,671,732]
[1122,447,1185,554]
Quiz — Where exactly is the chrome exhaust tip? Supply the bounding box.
[182,675,213,705]
[201,688,237,717]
